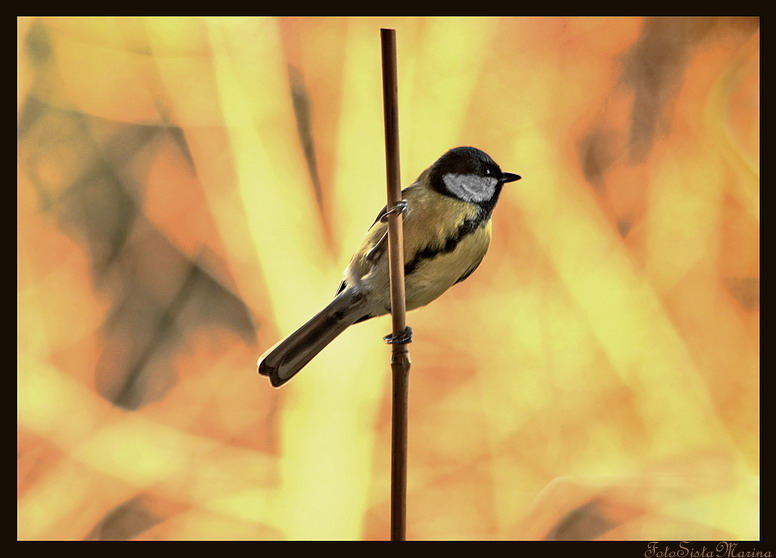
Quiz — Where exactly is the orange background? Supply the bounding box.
[18,16,759,540]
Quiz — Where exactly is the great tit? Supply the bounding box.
[258,146,520,387]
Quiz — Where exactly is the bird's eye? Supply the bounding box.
[484,168,491,175]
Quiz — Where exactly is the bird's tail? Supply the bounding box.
[257,288,369,387]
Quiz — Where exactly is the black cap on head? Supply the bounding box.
[435,146,497,174]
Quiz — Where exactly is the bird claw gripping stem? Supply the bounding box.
[380,199,408,222]
[384,326,413,345]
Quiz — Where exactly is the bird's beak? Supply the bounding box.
[500,172,521,183]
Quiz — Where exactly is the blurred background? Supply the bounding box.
[17,16,759,540]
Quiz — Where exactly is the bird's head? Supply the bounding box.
[428,146,521,210]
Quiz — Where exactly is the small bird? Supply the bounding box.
[258,146,520,387]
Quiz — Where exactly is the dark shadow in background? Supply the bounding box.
[19,21,257,412]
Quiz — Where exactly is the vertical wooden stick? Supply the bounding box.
[380,27,411,542]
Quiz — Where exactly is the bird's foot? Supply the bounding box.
[383,326,413,344]
[379,199,408,222]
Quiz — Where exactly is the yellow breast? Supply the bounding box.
[344,185,492,313]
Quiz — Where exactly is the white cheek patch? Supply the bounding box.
[442,173,498,203]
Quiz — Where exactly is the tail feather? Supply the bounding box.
[257,288,368,387]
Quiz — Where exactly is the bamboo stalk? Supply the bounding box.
[380,27,411,542]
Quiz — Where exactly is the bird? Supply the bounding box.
[257,146,521,387]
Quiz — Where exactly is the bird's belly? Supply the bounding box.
[404,226,490,310]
